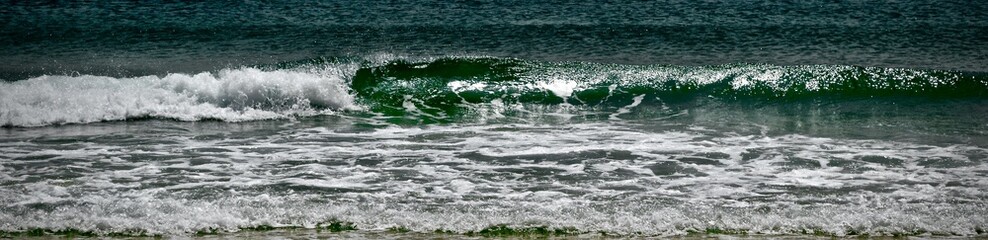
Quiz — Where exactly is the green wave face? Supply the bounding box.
[349,57,988,121]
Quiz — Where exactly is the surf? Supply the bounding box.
[0,67,357,127]
[3,56,987,127]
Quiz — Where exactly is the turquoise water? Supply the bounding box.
[1,1,987,237]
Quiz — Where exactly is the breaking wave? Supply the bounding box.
[0,67,357,127]
[4,56,987,126]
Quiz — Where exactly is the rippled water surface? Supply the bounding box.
[2,0,987,237]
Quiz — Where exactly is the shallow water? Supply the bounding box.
[2,106,986,236]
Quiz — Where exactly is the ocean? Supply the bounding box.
[1,0,987,237]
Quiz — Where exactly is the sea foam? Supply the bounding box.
[0,68,356,127]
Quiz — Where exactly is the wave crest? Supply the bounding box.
[350,58,988,120]
[0,67,355,127]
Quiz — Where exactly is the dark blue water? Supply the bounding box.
[2,0,987,80]
[1,1,987,237]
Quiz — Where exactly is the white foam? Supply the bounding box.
[535,77,579,99]
[447,81,487,92]
[609,94,645,120]
[0,67,356,127]
[2,121,986,236]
